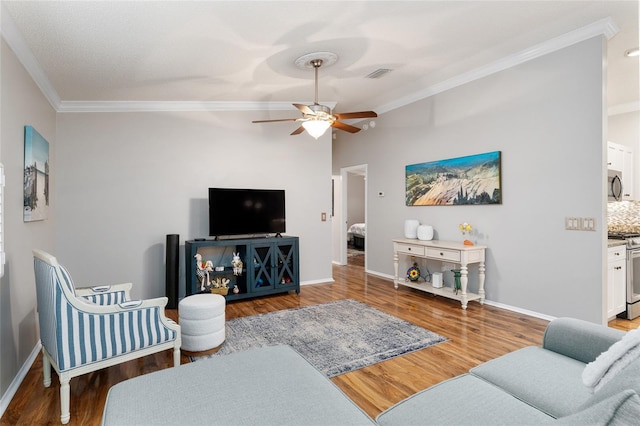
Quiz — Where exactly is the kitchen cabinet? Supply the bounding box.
[608,142,623,171]
[607,141,634,200]
[607,244,626,318]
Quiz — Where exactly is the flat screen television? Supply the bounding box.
[209,188,286,237]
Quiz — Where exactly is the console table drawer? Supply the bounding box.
[426,247,461,262]
[396,243,425,256]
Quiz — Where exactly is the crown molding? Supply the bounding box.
[1,9,622,115]
[57,100,337,113]
[1,4,61,110]
[376,17,620,115]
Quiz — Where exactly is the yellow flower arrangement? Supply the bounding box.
[459,223,474,246]
[459,222,472,234]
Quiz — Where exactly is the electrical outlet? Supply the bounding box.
[565,217,579,230]
[582,217,596,231]
[565,216,596,231]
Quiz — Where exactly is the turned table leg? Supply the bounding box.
[393,252,399,289]
[478,261,486,304]
[460,264,469,309]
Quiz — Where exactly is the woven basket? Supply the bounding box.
[210,287,229,296]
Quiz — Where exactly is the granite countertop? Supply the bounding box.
[608,224,640,233]
[608,239,627,248]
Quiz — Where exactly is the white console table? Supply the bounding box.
[393,239,486,309]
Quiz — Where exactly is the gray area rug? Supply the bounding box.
[190,299,447,377]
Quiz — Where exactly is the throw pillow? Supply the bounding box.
[582,327,640,393]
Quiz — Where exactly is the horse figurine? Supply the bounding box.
[194,253,214,291]
[231,252,243,276]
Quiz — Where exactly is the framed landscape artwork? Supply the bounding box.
[24,125,50,222]
[406,151,502,206]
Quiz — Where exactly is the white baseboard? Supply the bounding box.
[483,300,556,322]
[366,269,555,322]
[365,270,394,280]
[0,341,41,419]
[301,278,335,286]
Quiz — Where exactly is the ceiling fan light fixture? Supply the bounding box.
[302,119,331,139]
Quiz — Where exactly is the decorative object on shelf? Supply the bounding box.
[194,253,214,291]
[210,287,229,295]
[233,285,239,294]
[451,269,462,294]
[459,222,474,246]
[231,252,243,276]
[209,277,230,295]
[404,219,420,239]
[213,277,230,288]
[432,272,443,288]
[406,151,502,206]
[417,225,434,241]
[407,262,421,282]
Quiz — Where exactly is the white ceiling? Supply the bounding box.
[2,1,638,116]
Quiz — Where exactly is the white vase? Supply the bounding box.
[404,219,420,239]
[417,225,434,241]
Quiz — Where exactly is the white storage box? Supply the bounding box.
[432,272,443,288]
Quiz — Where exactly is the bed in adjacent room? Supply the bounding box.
[348,222,366,250]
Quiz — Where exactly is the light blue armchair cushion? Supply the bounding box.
[376,374,555,425]
[470,346,592,418]
[102,345,375,426]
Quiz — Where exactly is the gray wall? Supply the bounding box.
[347,173,365,227]
[333,37,607,322]
[55,111,334,300]
[0,40,56,405]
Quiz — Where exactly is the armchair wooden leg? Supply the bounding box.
[42,348,51,387]
[59,373,71,424]
[173,347,180,367]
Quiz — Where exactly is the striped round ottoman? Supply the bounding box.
[179,294,226,352]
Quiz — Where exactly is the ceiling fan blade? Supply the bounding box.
[290,126,305,135]
[293,103,316,116]
[252,118,299,123]
[333,111,378,120]
[332,121,361,134]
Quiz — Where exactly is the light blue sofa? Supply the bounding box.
[102,318,640,425]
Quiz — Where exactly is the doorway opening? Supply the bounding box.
[340,165,367,268]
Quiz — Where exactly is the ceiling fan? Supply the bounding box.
[252,55,377,139]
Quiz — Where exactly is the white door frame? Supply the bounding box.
[340,164,368,267]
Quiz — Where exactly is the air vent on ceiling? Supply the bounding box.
[365,68,393,79]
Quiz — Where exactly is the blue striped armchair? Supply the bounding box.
[32,249,181,424]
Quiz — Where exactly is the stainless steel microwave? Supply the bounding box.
[608,169,623,201]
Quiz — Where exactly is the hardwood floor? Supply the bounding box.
[2,262,637,425]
